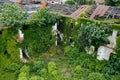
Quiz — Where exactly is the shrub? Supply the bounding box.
[71,68,91,80]
[48,61,57,74]
[0,3,27,27]
[103,54,120,76]
[29,76,44,80]
[18,65,30,80]
[37,68,47,77]
[31,61,45,72]
[87,72,106,80]
[20,65,30,73]
[64,46,79,60]
[5,63,21,72]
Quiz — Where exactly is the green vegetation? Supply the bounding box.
[65,0,96,5]
[78,22,109,50]
[27,8,58,28]
[0,2,120,80]
[105,0,120,6]
[65,0,75,5]
[110,24,120,31]
[0,3,27,27]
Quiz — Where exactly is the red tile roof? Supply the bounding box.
[90,5,109,19]
[70,5,90,19]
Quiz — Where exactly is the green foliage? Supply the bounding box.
[27,8,58,28]
[103,54,120,76]
[64,46,79,60]
[29,76,43,80]
[87,72,106,80]
[31,61,45,72]
[71,67,91,80]
[78,22,109,50]
[58,17,79,46]
[0,28,19,68]
[115,36,120,57]
[110,24,120,31]
[20,26,54,55]
[73,0,96,5]
[18,65,30,80]
[48,61,57,74]
[111,75,120,80]
[65,0,75,5]
[37,68,48,77]
[74,65,82,73]
[20,65,30,73]
[5,63,21,72]
[0,3,27,27]
[21,8,58,55]
[105,0,120,6]
[75,53,106,72]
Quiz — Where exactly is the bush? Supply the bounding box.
[29,76,44,80]
[48,61,57,74]
[0,3,27,27]
[18,65,30,80]
[64,46,79,60]
[87,72,106,80]
[71,68,91,80]
[31,61,45,72]
[20,65,30,73]
[37,68,47,77]
[103,54,120,76]
[5,63,21,72]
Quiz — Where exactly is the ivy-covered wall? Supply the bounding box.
[0,27,19,68]
[58,17,111,50]
[58,16,80,46]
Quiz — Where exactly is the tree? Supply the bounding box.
[0,3,27,27]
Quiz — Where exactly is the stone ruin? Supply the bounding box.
[52,23,64,46]
[17,29,24,43]
[19,47,30,63]
[97,30,118,60]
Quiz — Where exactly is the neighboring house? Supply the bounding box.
[96,0,104,5]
